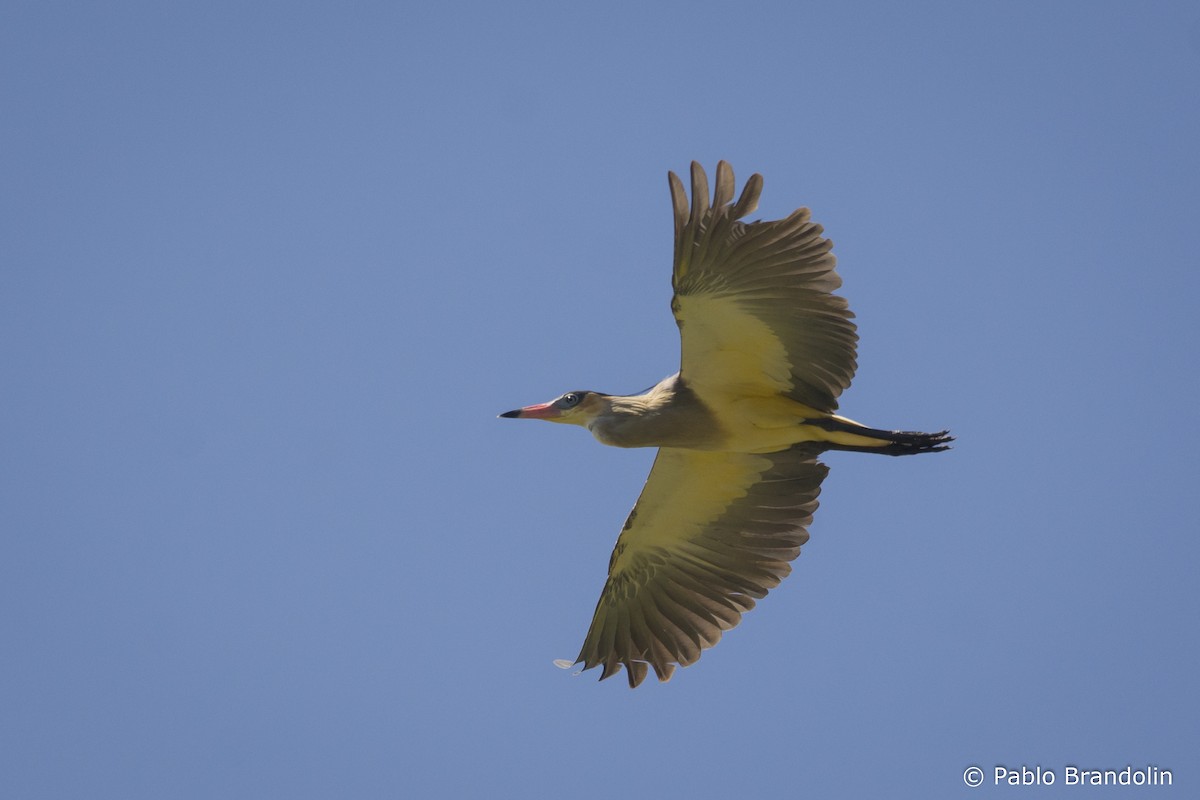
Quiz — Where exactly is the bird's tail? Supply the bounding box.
[811,417,953,456]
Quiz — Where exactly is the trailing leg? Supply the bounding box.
[808,416,953,456]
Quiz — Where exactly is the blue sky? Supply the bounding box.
[3,2,1198,797]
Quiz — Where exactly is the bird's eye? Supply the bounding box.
[561,392,581,407]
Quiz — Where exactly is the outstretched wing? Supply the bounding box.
[670,161,858,412]
[572,444,828,687]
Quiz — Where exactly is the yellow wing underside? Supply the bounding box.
[573,445,827,687]
[676,293,794,398]
[669,160,858,414]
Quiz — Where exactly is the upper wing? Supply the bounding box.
[572,444,828,687]
[670,161,858,412]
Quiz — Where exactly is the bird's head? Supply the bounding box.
[499,390,607,428]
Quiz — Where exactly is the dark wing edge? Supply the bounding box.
[572,444,829,688]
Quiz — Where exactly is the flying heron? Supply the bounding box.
[501,161,951,687]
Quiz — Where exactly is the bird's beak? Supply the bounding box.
[499,402,561,420]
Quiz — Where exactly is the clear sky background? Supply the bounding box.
[3,2,1198,798]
